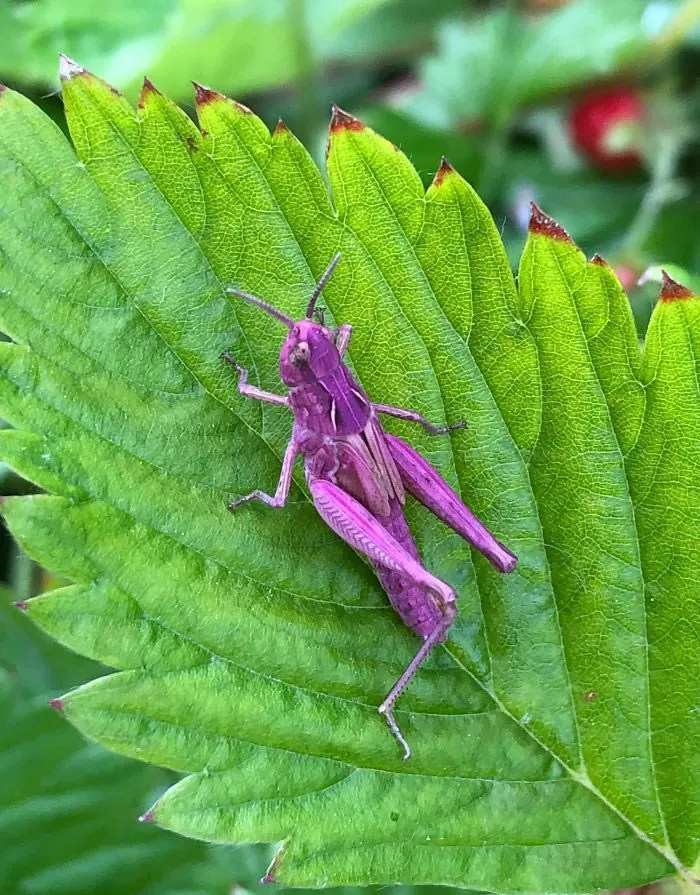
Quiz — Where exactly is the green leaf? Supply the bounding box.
[401,0,668,129]
[0,66,698,890]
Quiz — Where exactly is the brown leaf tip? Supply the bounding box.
[660,269,695,302]
[433,156,456,188]
[0,84,5,97]
[192,81,222,106]
[589,253,608,267]
[139,810,156,824]
[274,118,290,136]
[13,601,28,612]
[260,873,277,884]
[138,77,160,109]
[48,697,64,714]
[528,202,572,242]
[59,54,85,82]
[330,104,364,133]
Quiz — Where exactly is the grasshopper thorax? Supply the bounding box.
[280,320,341,386]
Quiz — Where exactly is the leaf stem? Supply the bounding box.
[621,135,686,256]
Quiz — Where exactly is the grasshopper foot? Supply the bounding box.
[428,419,467,436]
[378,702,411,761]
[221,351,245,373]
[229,489,280,511]
[228,494,257,511]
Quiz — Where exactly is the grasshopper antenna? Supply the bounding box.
[306,252,341,320]
[226,287,294,328]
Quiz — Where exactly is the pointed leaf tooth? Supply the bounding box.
[273,118,290,136]
[138,77,160,109]
[58,54,85,81]
[48,697,65,714]
[262,845,285,884]
[329,104,364,133]
[590,253,608,266]
[660,269,695,302]
[432,156,456,187]
[192,81,222,106]
[528,201,572,242]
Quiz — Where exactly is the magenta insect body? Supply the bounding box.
[225,254,517,759]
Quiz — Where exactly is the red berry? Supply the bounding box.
[569,87,644,172]
[613,264,639,292]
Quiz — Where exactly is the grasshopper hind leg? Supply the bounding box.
[378,602,457,760]
[309,478,458,759]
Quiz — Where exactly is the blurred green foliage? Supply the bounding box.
[1,0,700,890]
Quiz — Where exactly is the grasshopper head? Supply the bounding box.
[280,320,340,385]
[227,252,344,387]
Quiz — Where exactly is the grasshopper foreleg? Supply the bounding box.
[310,478,457,759]
[334,324,353,357]
[229,437,299,510]
[222,353,289,406]
[375,403,466,436]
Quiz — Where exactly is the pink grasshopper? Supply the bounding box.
[225,253,517,759]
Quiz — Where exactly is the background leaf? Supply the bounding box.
[399,0,673,130]
[0,0,466,101]
[0,65,698,891]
